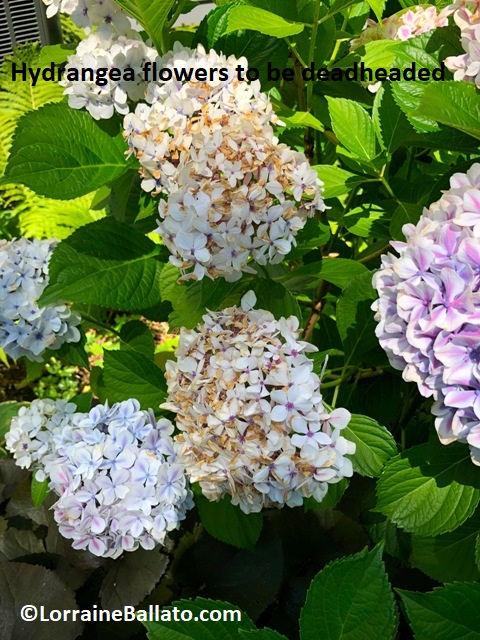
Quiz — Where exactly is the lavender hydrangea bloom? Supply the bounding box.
[0,238,81,361]
[372,163,480,464]
[162,291,355,514]
[47,400,193,558]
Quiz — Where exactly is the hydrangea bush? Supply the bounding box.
[0,0,479,638]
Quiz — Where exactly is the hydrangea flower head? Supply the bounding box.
[372,163,480,463]
[48,400,193,558]
[61,32,157,120]
[42,0,133,35]
[0,238,81,361]
[444,0,480,88]
[162,292,355,514]
[124,44,325,281]
[351,6,449,49]
[5,399,78,481]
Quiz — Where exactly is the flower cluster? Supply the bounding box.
[0,238,81,361]
[162,292,355,514]
[42,0,132,35]
[351,6,449,49]
[5,399,78,481]
[48,400,193,557]
[445,0,480,88]
[61,32,156,120]
[124,44,325,281]
[372,163,480,464]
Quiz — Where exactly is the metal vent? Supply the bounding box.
[0,0,60,61]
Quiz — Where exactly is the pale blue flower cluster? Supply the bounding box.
[0,238,81,361]
[372,164,480,463]
[49,400,193,557]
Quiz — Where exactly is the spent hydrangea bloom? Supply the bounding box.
[61,31,157,120]
[162,292,355,514]
[124,44,325,282]
[445,0,480,88]
[372,163,480,464]
[48,400,193,558]
[5,399,79,482]
[351,6,450,49]
[0,238,81,361]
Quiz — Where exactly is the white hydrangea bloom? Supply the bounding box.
[0,238,81,361]
[61,31,157,120]
[445,1,480,88]
[5,399,79,482]
[124,44,325,281]
[48,400,193,558]
[162,292,355,514]
[42,0,134,35]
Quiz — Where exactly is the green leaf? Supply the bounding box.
[280,258,368,293]
[39,218,164,311]
[327,97,377,161]
[336,270,378,364]
[0,402,24,440]
[417,81,480,141]
[30,477,49,508]
[223,5,304,38]
[373,84,414,154]
[314,165,367,199]
[376,442,480,536]
[344,414,397,477]
[391,81,439,133]
[144,597,255,639]
[300,545,397,640]
[114,0,176,51]
[100,548,168,610]
[278,111,324,132]
[389,202,423,241]
[168,279,243,329]
[366,0,385,21]
[70,392,92,413]
[196,495,263,549]
[103,350,166,409]
[398,583,480,640]
[288,218,330,259]
[412,511,480,583]
[2,103,130,199]
[344,204,388,239]
[251,278,302,320]
[240,630,288,640]
[120,320,155,359]
[38,44,76,66]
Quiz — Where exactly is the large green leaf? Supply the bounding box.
[327,97,378,161]
[336,271,378,364]
[39,218,164,311]
[376,442,480,536]
[314,165,367,199]
[144,598,255,639]
[196,495,263,550]
[412,511,480,583]
[103,350,166,409]
[2,103,130,199]
[222,5,304,38]
[366,0,385,21]
[300,545,397,640]
[417,81,480,141]
[251,279,302,321]
[280,258,368,293]
[114,0,176,50]
[373,84,414,154]
[398,583,480,640]
[344,414,397,477]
